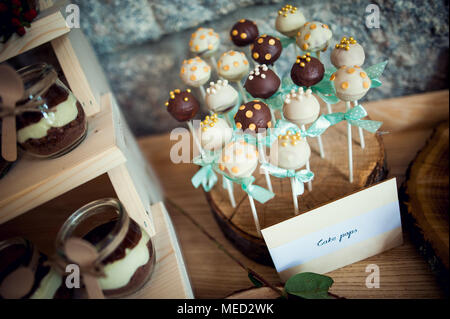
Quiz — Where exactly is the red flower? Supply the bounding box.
[16,27,26,36]
[0,3,8,12]
[12,8,21,16]
[12,0,22,7]
[11,18,21,27]
[23,9,38,22]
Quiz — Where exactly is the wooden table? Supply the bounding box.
[138,91,449,299]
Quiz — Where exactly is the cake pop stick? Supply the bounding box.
[354,99,365,149]
[199,113,236,207]
[180,57,211,104]
[217,50,250,104]
[189,27,220,75]
[300,124,312,191]
[234,100,274,192]
[345,101,353,183]
[247,195,261,236]
[289,177,299,214]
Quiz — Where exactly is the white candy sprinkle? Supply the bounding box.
[261,74,266,79]
[249,76,254,80]
[223,80,228,86]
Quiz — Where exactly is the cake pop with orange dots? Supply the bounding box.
[330,66,371,102]
[234,100,272,134]
[180,57,211,88]
[296,21,332,53]
[251,35,282,66]
[217,50,250,82]
[330,36,365,68]
[189,27,220,58]
[230,19,259,47]
[219,140,259,178]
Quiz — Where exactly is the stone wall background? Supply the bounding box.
[72,0,449,136]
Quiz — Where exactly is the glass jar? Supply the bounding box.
[0,237,67,299]
[15,63,87,158]
[55,198,156,299]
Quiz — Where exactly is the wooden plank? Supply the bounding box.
[0,178,193,299]
[0,10,70,63]
[136,91,448,298]
[0,95,125,224]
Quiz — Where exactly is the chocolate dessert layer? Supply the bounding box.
[19,101,86,157]
[83,218,154,297]
[102,240,154,298]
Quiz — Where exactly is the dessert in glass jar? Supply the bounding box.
[55,198,156,298]
[0,237,69,299]
[15,63,87,158]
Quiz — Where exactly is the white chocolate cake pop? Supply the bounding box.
[296,21,332,52]
[189,27,220,58]
[330,36,365,68]
[275,4,306,38]
[218,141,258,178]
[217,50,250,82]
[330,65,371,102]
[283,87,320,126]
[180,57,211,87]
[198,113,233,152]
[205,80,239,114]
[270,130,311,170]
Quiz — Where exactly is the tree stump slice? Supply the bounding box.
[205,102,387,265]
[401,122,449,275]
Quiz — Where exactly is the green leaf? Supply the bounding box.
[284,272,334,299]
[248,273,263,288]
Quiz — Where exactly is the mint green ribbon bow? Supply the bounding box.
[323,104,382,133]
[191,153,219,192]
[261,163,314,196]
[217,170,275,204]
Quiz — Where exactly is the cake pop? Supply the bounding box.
[244,64,281,99]
[296,21,332,53]
[275,4,306,38]
[217,50,250,82]
[189,27,220,58]
[234,100,272,133]
[230,19,259,47]
[290,53,325,87]
[180,57,211,88]
[251,35,282,65]
[331,36,365,68]
[205,80,239,114]
[283,87,320,127]
[199,113,233,152]
[165,89,199,122]
[330,65,371,102]
[270,130,311,170]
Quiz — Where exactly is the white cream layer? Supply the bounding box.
[17,93,79,144]
[30,267,63,299]
[99,229,151,291]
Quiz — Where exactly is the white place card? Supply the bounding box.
[261,178,403,282]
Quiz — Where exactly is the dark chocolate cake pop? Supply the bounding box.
[234,100,272,134]
[250,35,282,65]
[166,89,199,122]
[230,19,259,47]
[244,64,281,99]
[290,53,325,87]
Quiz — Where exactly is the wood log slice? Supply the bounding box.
[400,121,449,294]
[205,102,387,265]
